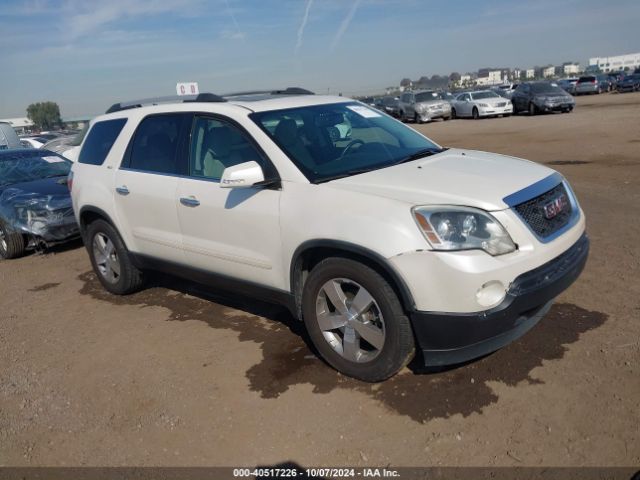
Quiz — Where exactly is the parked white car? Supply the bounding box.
[19,137,46,149]
[71,89,588,382]
[451,90,513,119]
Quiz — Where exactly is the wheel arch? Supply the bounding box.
[290,240,416,320]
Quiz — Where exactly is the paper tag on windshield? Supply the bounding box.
[43,156,65,163]
[347,105,381,118]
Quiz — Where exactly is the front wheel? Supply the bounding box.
[302,258,415,382]
[451,108,457,119]
[86,219,145,295]
[0,222,25,259]
[472,107,479,119]
[529,102,537,116]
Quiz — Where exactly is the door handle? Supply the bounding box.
[116,186,130,195]
[180,196,200,207]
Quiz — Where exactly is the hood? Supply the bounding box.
[3,176,70,197]
[327,148,555,211]
[534,90,572,99]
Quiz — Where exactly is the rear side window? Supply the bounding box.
[127,114,188,175]
[79,118,127,165]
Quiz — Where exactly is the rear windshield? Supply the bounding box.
[78,118,127,166]
[415,92,438,102]
[0,150,71,187]
[579,76,596,82]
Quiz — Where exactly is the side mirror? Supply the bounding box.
[220,161,265,189]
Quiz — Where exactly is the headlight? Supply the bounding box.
[412,206,516,256]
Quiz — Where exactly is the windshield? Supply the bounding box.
[472,91,500,99]
[251,102,442,183]
[531,83,564,93]
[415,91,438,102]
[0,150,71,186]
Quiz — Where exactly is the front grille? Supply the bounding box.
[496,102,507,107]
[514,183,573,238]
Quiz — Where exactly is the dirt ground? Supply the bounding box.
[0,92,638,468]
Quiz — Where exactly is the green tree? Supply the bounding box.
[26,101,62,131]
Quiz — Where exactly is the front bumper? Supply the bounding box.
[478,105,513,116]
[410,233,589,366]
[418,106,452,122]
[538,102,574,112]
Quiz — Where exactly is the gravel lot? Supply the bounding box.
[0,92,638,467]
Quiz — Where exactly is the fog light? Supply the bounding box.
[476,281,506,308]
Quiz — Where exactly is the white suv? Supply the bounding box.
[70,89,589,382]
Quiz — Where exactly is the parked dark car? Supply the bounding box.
[511,82,575,115]
[616,74,640,93]
[379,96,401,118]
[0,149,79,259]
[557,78,579,95]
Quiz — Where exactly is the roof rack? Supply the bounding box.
[105,93,226,114]
[222,87,315,97]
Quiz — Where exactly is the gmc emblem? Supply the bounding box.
[543,194,568,219]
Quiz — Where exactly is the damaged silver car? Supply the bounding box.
[0,149,79,259]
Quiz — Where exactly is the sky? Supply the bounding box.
[1,0,639,118]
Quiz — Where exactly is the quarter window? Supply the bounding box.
[189,117,265,180]
[128,114,188,175]
[78,119,127,166]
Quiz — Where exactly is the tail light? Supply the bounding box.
[67,170,74,192]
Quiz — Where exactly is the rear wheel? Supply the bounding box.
[302,258,415,382]
[0,222,25,260]
[86,219,145,295]
[472,107,479,119]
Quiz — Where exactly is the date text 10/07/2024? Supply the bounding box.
[233,468,401,478]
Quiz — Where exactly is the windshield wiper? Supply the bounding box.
[392,147,447,166]
[316,167,379,183]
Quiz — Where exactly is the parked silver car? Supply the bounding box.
[398,90,452,123]
[575,75,609,95]
[0,122,23,150]
[450,90,513,119]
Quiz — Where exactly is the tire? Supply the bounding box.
[301,258,415,382]
[85,219,145,295]
[399,110,406,122]
[472,107,479,119]
[529,102,537,116]
[414,113,421,124]
[443,115,451,121]
[0,221,25,259]
[451,108,457,119]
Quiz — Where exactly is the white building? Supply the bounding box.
[563,63,581,75]
[0,117,34,135]
[589,52,640,72]
[525,69,535,79]
[542,66,555,78]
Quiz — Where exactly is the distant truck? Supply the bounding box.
[0,122,22,150]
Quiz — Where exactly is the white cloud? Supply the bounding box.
[330,0,362,51]
[295,0,314,55]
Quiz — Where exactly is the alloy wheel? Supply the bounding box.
[315,278,386,363]
[93,232,120,284]
[0,227,6,253]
